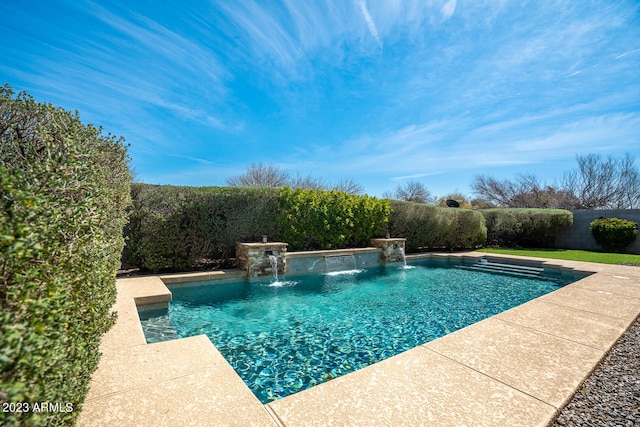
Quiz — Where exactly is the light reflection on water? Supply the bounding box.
[140,261,570,403]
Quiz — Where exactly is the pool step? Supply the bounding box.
[462,260,544,278]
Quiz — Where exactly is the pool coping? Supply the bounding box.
[78,252,640,426]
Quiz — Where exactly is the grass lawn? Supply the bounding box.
[475,248,640,266]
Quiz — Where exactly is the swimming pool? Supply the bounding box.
[140,259,573,403]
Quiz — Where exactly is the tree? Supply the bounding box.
[515,186,580,209]
[471,153,640,209]
[561,153,640,209]
[288,172,326,190]
[472,174,540,208]
[469,198,495,209]
[226,162,290,187]
[383,181,432,203]
[332,177,365,195]
[472,173,581,209]
[226,163,365,195]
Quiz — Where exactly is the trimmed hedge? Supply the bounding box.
[277,187,390,250]
[590,217,638,252]
[125,184,281,271]
[480,208,573,247]
[1,86,131,426]
[124,185,391,270]
[388,201,487,251]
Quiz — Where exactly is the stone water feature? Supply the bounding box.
[370,238,407,264]
[237,238,408,278]
[236,241,288,278]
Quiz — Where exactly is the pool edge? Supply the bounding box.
[78,252,640,427]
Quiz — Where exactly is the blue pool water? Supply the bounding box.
[140,260,572,403]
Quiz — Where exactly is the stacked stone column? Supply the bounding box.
[236,242,288,277]
[369,238,407,264]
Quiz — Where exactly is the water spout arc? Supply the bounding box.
[268,255,278,281]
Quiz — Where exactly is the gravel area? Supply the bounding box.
[551,316,640,427]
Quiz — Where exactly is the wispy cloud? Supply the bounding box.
[216,0,303,68]
[11,1,240,137]
[357,0,382,47]
[441,0,457,20]
[168,154,216,165]
[615,48,640,60]
[2,0,638,196]
[214,0,391,79]
[302,108,640,186]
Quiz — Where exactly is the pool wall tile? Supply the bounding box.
[285,248,382,275]
[161,269,246,286]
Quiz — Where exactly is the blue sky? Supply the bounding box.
[2,0,639,198]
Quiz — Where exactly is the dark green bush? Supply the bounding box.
[480,208,573,247]
[124,185,390,270]
[388,201,487,251]
[124,184,281,271]
[276,187,390,250]
[590,217,638,252]
[1,85,131,426]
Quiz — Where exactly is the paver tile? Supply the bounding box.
[79,365,277,427]
[87,335,226,400]
[425,317,605,408]
[568,273,640,299]
[116,276,171,305]
[268,346,555,427]
[84,260,640,426]
[98,298,146,353]
[538,285,640,321]
[496,299,630,350]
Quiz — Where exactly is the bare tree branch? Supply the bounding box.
[561,153,640,209]
[385,181,432,203]
[225,163,366,195]
[225,163,290,187]
[472,173,580,209]
[332,177,364,195]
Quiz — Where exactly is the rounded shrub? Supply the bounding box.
[388,201,487,251]
[124,184,282,271]
[275,187,390,251]
[589,217,638,252]
[480,208,573,247]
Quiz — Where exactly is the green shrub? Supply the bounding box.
[124,184,281,271]
[276,187,390,250]
[480,208,573,247]
[388,201,487,251]
[124,185,390,270]
[590,217,638,252]
[1,85,131,426]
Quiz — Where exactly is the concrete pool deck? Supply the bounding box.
[77,252,640,427]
